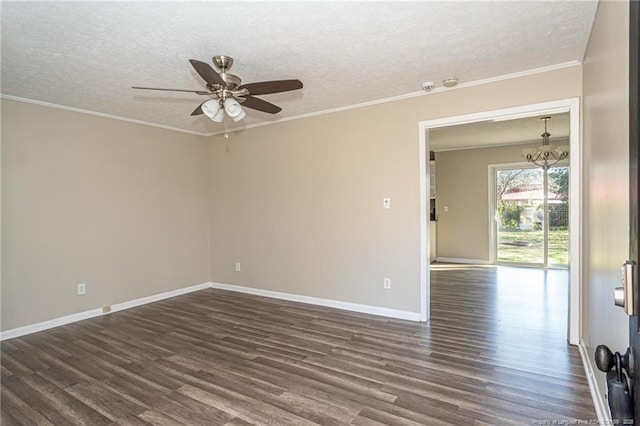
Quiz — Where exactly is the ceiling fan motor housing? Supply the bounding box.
[219,73,241,90]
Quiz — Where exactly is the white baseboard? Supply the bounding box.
[109,282,211,314]
[434,257,489,265]
[0,282,210,341]
[578,339,610,424]
[1,281,420,341]
[0,308,105,341]
[209,282,421,321]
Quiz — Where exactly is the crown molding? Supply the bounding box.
[205,61,582,137]
[0,94,208,136]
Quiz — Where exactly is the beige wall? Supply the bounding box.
[208,66,582,314]
[582,0,630,400]
[1,100,210,330]
[434,142,545,261]
[1,64,584,330]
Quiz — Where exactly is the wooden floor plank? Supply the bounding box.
[0,264,596,424]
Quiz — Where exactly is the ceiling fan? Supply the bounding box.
[132,55,303,122]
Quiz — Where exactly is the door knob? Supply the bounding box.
[595,345,634,423]
[595,345,631,379]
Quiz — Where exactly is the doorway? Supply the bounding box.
[418,97,581,344]
[491,163,570,267]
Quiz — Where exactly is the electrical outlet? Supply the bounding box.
[77,283,86,295]
[103,305,112,313]
[383,277,391,289]
[383,198,391,209]
[235,262,241,272]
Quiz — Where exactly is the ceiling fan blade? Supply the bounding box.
[238,79,303,95]
[132,86,211,95]
[239,95,282,114]
[191,100,208,116]
[189,59,227,87]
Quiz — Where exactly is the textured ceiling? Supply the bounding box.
[1,1,597,135]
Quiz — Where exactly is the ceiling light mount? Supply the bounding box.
[442,77,459,88]
[213,55,234,72]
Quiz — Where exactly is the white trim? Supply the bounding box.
[0,282,210,341]
[422,102,573,130]
[449,61,581,93]
[579,339,610,424]
[418,97,582,345]
[0,95,207,136]
[0,281,420,340]
[434,257,490,265]
[0,308,104,341]
[567,98,582,345]
[419,127,429,322]
[205,62,582,137]
[488,165,498,265]
[210,282,421,321]
[108,282,210,314]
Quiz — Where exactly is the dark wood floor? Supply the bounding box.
[1,264,596,425]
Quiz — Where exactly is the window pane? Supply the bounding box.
[547,166,569,266]
[496,168,544,264]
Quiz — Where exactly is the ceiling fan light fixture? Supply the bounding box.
[224,98,246,122]
[212,108,225,123]
[133,56,303,120]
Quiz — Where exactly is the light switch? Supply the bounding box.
[383,198,391,209]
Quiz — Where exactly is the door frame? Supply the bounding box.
[628,0,639,420]
[418,97,581,344]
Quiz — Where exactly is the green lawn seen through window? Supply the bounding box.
[497,229,569,265]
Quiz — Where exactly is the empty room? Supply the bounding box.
[1,1,637,425]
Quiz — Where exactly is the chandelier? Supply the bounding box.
[522,116,569,169]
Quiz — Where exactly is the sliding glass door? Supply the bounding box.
[493,164,569,267]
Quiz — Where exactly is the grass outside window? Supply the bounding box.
[497,229,569,265]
